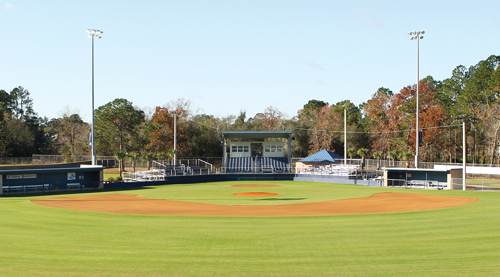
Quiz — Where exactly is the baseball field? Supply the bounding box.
[1,181,499,276]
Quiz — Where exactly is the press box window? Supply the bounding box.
[232,145,249,152]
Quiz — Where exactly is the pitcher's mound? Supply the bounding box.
[234,192,278,196]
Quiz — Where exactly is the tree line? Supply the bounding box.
[1,55,499,165]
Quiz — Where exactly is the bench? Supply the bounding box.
[67,183,84,190]
[3,184,51,193]
[25,184,52,191]
[3,186,24,193]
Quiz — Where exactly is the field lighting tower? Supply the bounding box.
[408,30,424,168]
[87,29,103,166]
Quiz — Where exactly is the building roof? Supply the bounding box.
[382,168,452,173]
[299,149,344,163]
[222,131,292,139]
[0,166,103,175]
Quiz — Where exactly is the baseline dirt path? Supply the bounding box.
[32,192,478,216]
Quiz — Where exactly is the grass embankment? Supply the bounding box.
[467,178,500,188]
[0,182,498,276]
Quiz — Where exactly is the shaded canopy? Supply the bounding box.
[299,149,344,163]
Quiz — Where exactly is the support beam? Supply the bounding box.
[288,134,292,171]
[222,135,227,171]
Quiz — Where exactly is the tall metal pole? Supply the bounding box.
[174,114,177,166]
[463,121,466,190]
[87,29,103,165]
[408,30,424,168]
[91,35,96,165]
[344,109,347,165]
[415,37,420,168]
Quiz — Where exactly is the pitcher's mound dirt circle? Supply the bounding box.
[231,184,281,187]
[32,192,479,217]
[234,192,279,196]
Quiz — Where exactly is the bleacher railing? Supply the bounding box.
[295,164,362,176]
[223,166,292,174]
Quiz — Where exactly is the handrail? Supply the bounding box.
[198,159,213,171]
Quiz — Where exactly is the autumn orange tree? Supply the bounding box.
[363,87,399,156]
[147,106,189,156]
[307,101,365,155]
[261,106,285,131]
[396,81,451,162]
[364,81,451,163]
[308,104,342,154]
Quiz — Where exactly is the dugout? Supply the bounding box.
[383,167,462,190]
[1,164,103,196]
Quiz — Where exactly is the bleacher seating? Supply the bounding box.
[227,157,252,172]
[227,157,289,173]
[260,157,288,173]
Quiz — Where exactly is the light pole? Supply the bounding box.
[87,29,103,165]
[408,30,424,168]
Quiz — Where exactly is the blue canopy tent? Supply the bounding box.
[299,149,343,163]
[296,149,345,174]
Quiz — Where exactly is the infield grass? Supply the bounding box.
[1,181,499,276]
[138,181,377,205]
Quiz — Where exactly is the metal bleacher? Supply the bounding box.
[227,157,252,172]
[226,157,289,173]
[260,157,288,173]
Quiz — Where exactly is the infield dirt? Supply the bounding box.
[32,192,478,216]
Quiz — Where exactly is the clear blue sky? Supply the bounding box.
[2,0,499,123]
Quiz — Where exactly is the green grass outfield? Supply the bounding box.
[1,181,500,276]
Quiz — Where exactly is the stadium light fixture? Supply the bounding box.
[87,29,103,165]
[408,30,424,168]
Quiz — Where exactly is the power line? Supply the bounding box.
[180,117,462,135]
[295,124,461,134]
